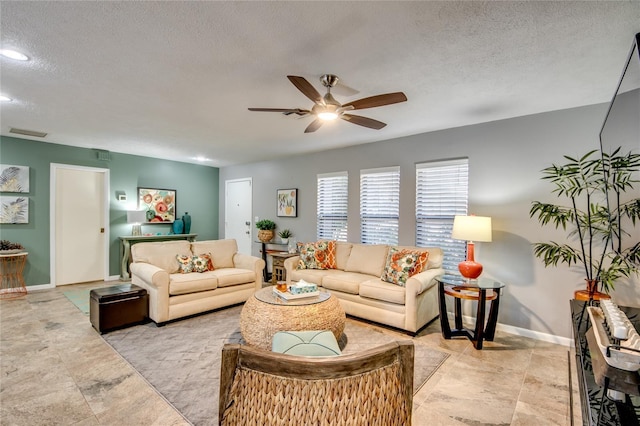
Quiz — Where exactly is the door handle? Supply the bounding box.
[100,228,105,233]
[245,221,251,226]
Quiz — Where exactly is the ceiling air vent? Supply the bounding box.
[9,127,48,138]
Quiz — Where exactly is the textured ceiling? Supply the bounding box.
[1,1,639,167]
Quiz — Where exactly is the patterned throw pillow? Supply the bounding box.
[192,253,215,273]
[380,247,430,286]
[296,240,337,270]
[176,255,194,274]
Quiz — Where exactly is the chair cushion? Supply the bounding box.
[271,330,341,357]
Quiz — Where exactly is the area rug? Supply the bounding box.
[103,305,449,426]
[61,287,93,315]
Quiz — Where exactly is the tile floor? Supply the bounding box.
[1,281,579,425]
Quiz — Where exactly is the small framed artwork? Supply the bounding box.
[138,188,176,223]
[277,188,297,217]
[0,196,28,223]
[0,165,29,193]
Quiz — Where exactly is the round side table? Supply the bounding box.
[240,286,346,350]
[0,252,28,299]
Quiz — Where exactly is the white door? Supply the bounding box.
[225,178,252,255]
[51,164,109,286]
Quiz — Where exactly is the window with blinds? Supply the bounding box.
[416,159,469,273]
[360,166,400,245]
[317,172,348,241]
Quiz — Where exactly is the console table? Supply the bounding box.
[119,234,197,280]
[571,300,640,425]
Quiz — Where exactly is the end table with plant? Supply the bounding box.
[530,147,640,299]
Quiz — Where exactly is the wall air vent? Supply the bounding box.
[9,127,48,138]
[95,149,111,161]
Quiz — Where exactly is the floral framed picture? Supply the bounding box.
[138,188,176,223]
[277,188,297,217]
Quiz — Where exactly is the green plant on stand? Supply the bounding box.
[278,229,292,244]
[530,148,640,300]
[256,219,276,243]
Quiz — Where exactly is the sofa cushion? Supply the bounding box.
[289,268,330,286]
[322,271,372,295]
[297,240,336,270]
[192,253,215,272]
[191,240,237,269]
[169,272,218,295]
[344,244,389,277]
[176,255,195,273]
[335,242,353,270]
[132,240,193,274]
[380,247,429,286]
[211,268,257,288]
[359,279,406,305]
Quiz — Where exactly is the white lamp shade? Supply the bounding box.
[451,215,492,242]
[127,210,147,224]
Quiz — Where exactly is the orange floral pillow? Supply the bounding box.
[176,255,194,274]
[192,253,215,273]
[380,247,429,286]
[296,241,337,270]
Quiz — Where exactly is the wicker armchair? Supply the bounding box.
[219,340,414,425]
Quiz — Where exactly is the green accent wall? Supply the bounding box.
[0,136,219,286]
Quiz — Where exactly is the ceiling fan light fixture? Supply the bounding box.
[318,111,339,120]
[0,49,29,61]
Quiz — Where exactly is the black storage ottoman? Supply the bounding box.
[90,284,148,333]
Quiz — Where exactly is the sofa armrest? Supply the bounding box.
[283,256,300,284]
[130,262,171,323]
[405,268,445,296]
[130,262,170,289]
[233,253,265,289]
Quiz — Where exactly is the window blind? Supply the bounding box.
[416,159,469,273]
[360,166,400,245]
[317,171,348,241]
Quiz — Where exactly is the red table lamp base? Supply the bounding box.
[459,241,483,279]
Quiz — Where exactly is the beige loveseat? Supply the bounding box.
[130,239,264,324]
[284,242,444,333]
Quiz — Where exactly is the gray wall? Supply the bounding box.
[0,136,219,285]
[220,103,640,339]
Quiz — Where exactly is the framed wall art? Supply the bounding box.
[0,165,29,193]
[277,188,297,217]
[0,196,28,223]
[138,188,176,223]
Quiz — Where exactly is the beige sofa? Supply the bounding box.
[130,239,265,324]
[284,242,444,333]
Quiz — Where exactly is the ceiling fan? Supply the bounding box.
[248,74,407,133]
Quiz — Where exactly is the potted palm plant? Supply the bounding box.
[256,219,276,243]
[530,148,640,299]
[278,229,292,244]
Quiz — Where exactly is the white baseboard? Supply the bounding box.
[21,283,55,292]
[450,312,572,347]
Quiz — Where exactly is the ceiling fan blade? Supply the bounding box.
[248,108,310,116]
[341,114,387,130]
[342,92,407,110]
[287,76,324,105]
[304,118,324,133]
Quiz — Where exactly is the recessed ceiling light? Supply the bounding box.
[0,95,12,102]
[194,156,211,162]
[0,49,29,61]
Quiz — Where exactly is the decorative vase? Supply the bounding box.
[182,212,192,234]
[288,238,298,254]
[574,279,610,302]
[172,218,184,234]
[258,230,273,243]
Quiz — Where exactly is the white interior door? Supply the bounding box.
[52,164,109,286]
[225,178,252,255]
